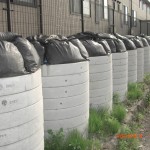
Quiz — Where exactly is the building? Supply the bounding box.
[0,0,150,37]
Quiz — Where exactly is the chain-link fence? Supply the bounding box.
[0,0,149,37]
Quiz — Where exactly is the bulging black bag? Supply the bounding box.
[46,39,86,64]
[114,39,126,52]
[69,38,89,60]
[145,36,150,45]
[97,33,116,39]
[106,39,117,53]
[0,32,21,42]
[14,37,40,73]
[123,38,136,50]
[141,38,149,47]
[30,41,45,65]
[97,40,111,54]
[81,40,107,57]
[0,41,26,77]
[132,38,143,48]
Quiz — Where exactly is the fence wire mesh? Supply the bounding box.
[0,0,149,36]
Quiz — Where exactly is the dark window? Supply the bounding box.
[0,0,37,6]
[14,0,36,6]
[71,0,81,14]
[71,0,90,16]
[108,6,113,25]
[95,0,100,23]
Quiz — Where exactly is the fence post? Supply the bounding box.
[140,20,141,34]
[39,0,43,34]
[6,0,11,32]
[147,22,149,36]
[112,1,115,34]
[130,0,132,35]
[81,0,84,33]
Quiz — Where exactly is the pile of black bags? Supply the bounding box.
[1,31,149,78]
[0,32,40,77]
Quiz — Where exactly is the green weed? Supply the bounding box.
[112,104,126,123]
[127,83,143,101]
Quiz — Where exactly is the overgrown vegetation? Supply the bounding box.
[127,83,143,103]
[89,108,120,136]
[143,74,150,106]
[117,125,140,150]
[89,101,126,136]
[45,129,101,150]
[112,104,126,123]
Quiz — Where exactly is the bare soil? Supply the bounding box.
[139,107,150,150]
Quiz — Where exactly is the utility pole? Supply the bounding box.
[81,0,84,32]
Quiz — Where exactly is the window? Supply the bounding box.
[95,0,100,23]
[139,0,142,8]
[71,0,90,16]
[71,0,81,14]
[83,0,90,15]
[103,0,108,19]
[117,3,120,12]
[0,0,36,6]
[132,10,137,27]
[123,5,128,24]
[16,0,35,4]
[143,2,146,11]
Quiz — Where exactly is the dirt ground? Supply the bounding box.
[139,107,150,150]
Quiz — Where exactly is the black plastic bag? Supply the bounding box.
[0,41,26,77]
[69,38,89,60]
[145,36,150,45]
[132,38,143,48]
[114,39,126,52]
[125,35,135,39]
[14,37,40,73]
[97,33,116,39]
[141,38,149,47]
[31,41,45,65]
[0,32,21,42]
[97,39,111,54]
[106,39,116,53]
[80,40,107,57]
[123,38,136,50]
[46,39,86,64]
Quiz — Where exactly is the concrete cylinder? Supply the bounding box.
[112,52,128,101]
[42,61,89,137]
[137,48,144,82]
[0,69,44,150]
[128,50,137,83]
[89,54,112,110]
[144,46,150,74]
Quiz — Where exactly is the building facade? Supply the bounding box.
[0,0,150,37]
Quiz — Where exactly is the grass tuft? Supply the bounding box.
[127,83,143,101]
[89,108,120,136]
[45,129,101,150]
[112,104,126,123]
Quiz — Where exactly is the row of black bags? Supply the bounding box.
[0,32,150,77]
